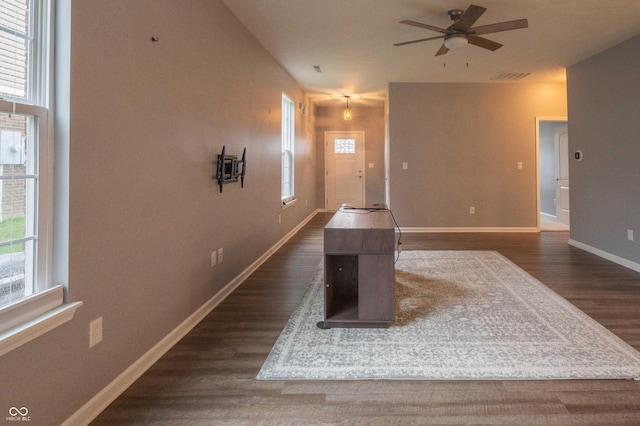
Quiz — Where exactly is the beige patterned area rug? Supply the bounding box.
[257,251,640,380]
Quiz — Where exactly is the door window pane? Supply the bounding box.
[334,138,355,154]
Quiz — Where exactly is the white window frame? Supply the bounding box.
[0,0,81,357]
[281,93,295,206]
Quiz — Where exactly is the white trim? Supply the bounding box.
[0,300,82,357]
[535,116,568,232]
[281,196,296,209]
[63,209,320,426]
[0,285,62,333]
[569,239,640,273]
[401,227,539,233]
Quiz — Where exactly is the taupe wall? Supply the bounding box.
[567,34,640,264]
[388,82,567,228]
[315,106,386,208]
[0,1,316,424]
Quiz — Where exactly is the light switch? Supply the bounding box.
[369,162,374,169]
[402,162,408,170]
[517,162,523,170]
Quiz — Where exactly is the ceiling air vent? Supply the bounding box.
[491,72,531,81]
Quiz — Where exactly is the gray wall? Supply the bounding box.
[0,1,317,424]
[3,1,637,422]
[315,106,386,208]
[567,34,640,264]
[388,82,567,228]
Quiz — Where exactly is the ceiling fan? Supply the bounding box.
[394,4,528,56]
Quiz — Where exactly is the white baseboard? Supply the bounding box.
[568,239,640,273]
[63,209,320,426]
[401,227,539,233]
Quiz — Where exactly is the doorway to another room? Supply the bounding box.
[537,117,570,231]
[325,131,365,210]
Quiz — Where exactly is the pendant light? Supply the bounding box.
[343,96,353,121]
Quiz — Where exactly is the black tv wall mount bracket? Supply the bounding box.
[214,146,246,193]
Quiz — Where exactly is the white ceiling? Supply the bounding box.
[222,0,640,106]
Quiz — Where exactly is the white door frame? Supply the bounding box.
[555,124,570,225]
[324,131,366,210]
[535,116,568,231]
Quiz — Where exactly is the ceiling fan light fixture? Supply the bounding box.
[444,34,468,50]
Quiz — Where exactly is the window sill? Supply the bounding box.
[282,197,296,209]
[0,301,83,357]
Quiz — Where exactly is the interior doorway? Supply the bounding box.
[325,131,365,210]
[536,117,570,231]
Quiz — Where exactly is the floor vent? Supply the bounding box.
[491,72,531,81]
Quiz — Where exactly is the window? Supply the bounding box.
[0,0,79,356]
[1,0,48,309]
[0,111,37,308]
[334,138,356,154]
[281,93,295,205]
[1,0,38,102]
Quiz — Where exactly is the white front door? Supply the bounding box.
[555,125,570,226]
[325,131,365,210]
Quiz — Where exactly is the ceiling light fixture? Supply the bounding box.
[343,96,352,121]
[444,33,468,50]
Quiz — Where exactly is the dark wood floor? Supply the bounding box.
[92,212,640,425]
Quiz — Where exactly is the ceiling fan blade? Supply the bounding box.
[399,19,448,34]
[467,35,503,51]
[394,35,445,47]
[470,19,529,36]
[451,4,486,31]
[435,44,449,56]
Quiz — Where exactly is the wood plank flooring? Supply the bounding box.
[92,212,640,425]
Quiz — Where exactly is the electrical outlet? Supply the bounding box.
[211,251,217,267]
[89,317,103,348]
[628,229,634,241]
[218,247,223,263]
[470,206,475,215]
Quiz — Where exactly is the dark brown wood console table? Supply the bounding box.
[319,207,395,329]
